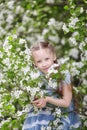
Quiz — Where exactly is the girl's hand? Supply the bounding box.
[32,97,47,108]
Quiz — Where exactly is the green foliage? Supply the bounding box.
[0,0,87,129]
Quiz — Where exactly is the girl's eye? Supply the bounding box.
[37,60,41,63]
[45,58,49,61]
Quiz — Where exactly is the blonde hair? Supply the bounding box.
[30,41,55,53]
[30,41,57,63]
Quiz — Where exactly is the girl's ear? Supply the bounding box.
[53,54,57,61]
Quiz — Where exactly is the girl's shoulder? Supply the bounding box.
[63,70,71,85]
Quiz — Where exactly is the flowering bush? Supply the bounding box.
[0,34,69,129]
[0,35,45,129]
[62,1,87,128]
[46,63,67,89]
[0,0,87,129]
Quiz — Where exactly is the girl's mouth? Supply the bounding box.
[43,68,49,72]
[43,68,48,72]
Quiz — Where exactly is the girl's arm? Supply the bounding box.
[46,83,72,108]
[33,83,72,108]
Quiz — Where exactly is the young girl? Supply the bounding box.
[22,41,81,130]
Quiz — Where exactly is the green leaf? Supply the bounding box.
[64,5,69,10]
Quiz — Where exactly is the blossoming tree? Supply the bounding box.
[0,0,87,129]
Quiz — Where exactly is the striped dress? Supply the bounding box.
[22,72,81,130]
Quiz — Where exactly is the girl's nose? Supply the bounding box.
[42,61,46,67]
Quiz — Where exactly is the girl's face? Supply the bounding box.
[32,48,56,74]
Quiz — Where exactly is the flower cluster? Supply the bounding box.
[46,63,67,89]
[0,35,68,129]
[0,35,44,128]
[0,1,86,129]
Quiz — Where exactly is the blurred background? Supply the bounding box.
[0,0,87,129]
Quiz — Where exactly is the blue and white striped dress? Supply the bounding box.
[22,72,81,130]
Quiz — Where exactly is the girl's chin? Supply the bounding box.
[42,70,48,74]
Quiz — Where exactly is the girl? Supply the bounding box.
[22,41,81,130]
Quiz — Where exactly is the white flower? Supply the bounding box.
[24,104,33,113]
[14,64,18,70]
[30,71,40,79]
[22,14,30,24]
[32,10,38,16]
[68,17,79,28]
[25,44,31,55]
[81,71,87,78]
[13,128,18,130]
[48,18,56,26]
[21,66,30,75]
[12,34,17,39]
[70,67,80,76]
[83,79,87,85]
[16,48,20,52]
[80,7,84,13]
[19,38,26,44]
[83,95,87,102]
[2,58,10,67]
[47,126,51,130]
[30,87,40,98]
[7,1,14,9]
[0,51,3,58]
[76,62,84,68]
[72,31,79,37]
[46,0,54,4]
[48,63,59,71]
[61,70,69,75]
[11,90,23,99]
[0,27,6,36]
[69,37,78,45]
[26,76,30,81]
[69,48,79,59]
[55,108,61,116]
[26,86,31,92]
[61,38,65,45]
[58,57,69,65]
[42,28,49,35]
[84,120,87,127]
[56,21,63,30]
[16,111,23,116]
[17,26,26,33]
[49,35,60,43]
[6,14,14,24]
[36,35,44,41]
[3,38,12,52]
[81,50,87,61]
[0,72,4,84]
[79,42,85,51]
[48,79,57,89]
[0,102,3,108]
[85,37,87,42]
[62,23,69,33]
[53,119,58,126]
[73,86,79,93]
[15,5,24,14]
[81,51,87,62]
[0,118,11,128]
[41,126,46,130]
